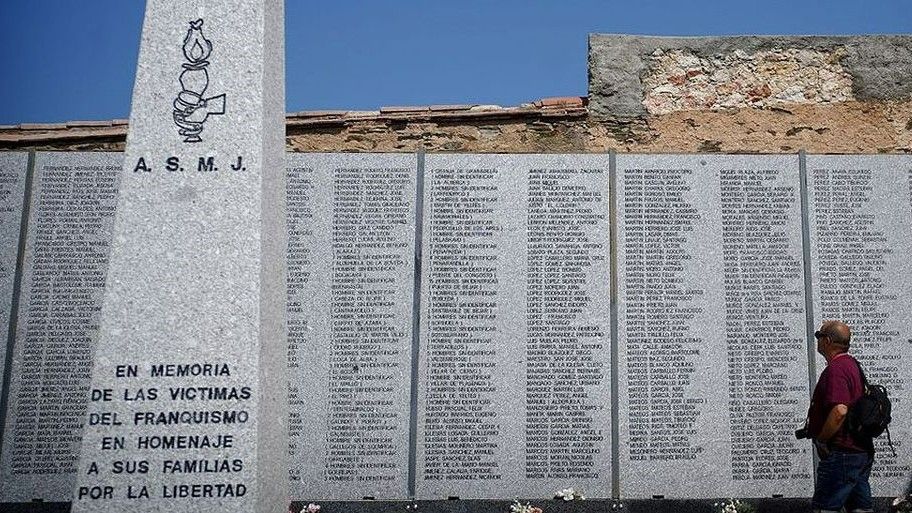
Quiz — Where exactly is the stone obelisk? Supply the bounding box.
[72,1,286,511]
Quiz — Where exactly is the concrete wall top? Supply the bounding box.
[588,34,912,118]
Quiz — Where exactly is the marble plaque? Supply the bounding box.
[71,1,287,511]
[616,155,813,498]
[0,152,122,502]
[807,155,912,496]
[0,152,28,413]
[286,153,416,500]
[416,154,612,499]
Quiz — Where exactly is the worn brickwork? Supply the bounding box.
[589,34,912,118]
[4,100,910,154]
[2,35,911,154]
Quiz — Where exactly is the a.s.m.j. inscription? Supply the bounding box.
[130,155,247,174]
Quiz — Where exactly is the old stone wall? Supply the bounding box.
[1,34,910,154]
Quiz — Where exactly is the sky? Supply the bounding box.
[0,0,910,124]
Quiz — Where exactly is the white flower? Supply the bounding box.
[303,504,320,513]
[554,487,585,501]
[509,499,540,513]
[715,499,740,513]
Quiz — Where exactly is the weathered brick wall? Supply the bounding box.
[1,35,910,154]
[640,47,853,114]
[587,34,912,153]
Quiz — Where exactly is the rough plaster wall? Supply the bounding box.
[610,100,912,153]
[589,34,912,119]
[7,138,127,152]
[286,120,592,153]
[283,102,912,154]
[9,100,912,154]
[641,48,853,114]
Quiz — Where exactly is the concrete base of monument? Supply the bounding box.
[288,498,898,513]
[0,497,899,513]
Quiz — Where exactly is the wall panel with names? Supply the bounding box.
[286,153,417,500]
[616,155,812,498]
[0,152,121,502]
[808,155,912,495]
[1,150,908,502]
[416,154,612,499]
[0,153,28,409]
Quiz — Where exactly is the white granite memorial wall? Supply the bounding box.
[0,151,908,505]
[415,154,613,499]
[807,155,912,496]
[615,155,813,498]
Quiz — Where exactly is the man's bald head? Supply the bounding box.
[819,320,851,349]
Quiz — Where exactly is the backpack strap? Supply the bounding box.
[886,426,897,457]
[851,355,869,387]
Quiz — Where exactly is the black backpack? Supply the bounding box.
[847,358,895,456]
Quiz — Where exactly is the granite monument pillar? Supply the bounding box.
[71,1,286,511]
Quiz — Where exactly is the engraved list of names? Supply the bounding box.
[808,155,912,494]
[416,154,611,499]
[286,154,416,500]
[0,152,28,408]
[0,152,121,502]
[616,155,812,498]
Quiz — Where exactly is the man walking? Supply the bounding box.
[807,320,875,513]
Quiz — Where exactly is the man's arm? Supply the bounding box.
[816,404,849,442]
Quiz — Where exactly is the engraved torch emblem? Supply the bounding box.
[173,19,226,143]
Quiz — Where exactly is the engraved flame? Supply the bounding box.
[182,19,212,63]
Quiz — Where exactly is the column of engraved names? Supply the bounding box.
[285,165,313,482]
[0,157,25,336]
[526,167,606,479]
[423,168,502,482]
[904,168,912,478]
[7,160,119,477]
[721,168,808,482]
[324,167,410,484]
[814,166,907,480]
[623,168,704,462]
